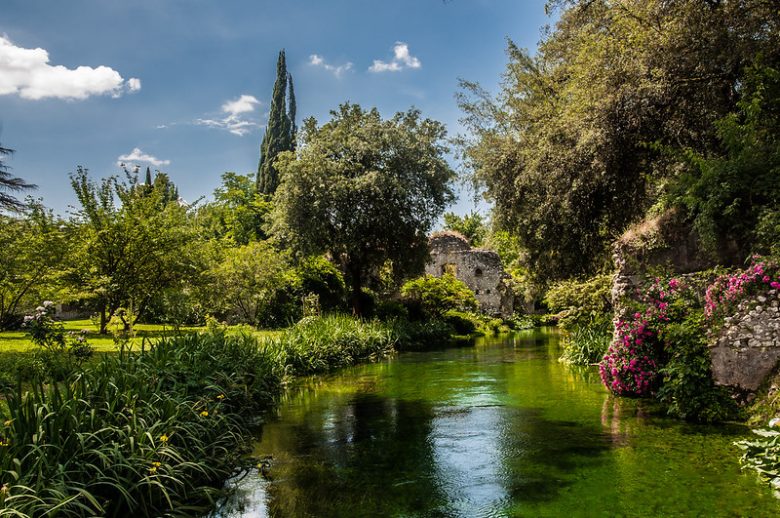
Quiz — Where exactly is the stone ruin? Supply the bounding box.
[425,231,514,317]
[710,289,780,393]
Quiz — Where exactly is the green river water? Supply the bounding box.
[213,328,779,517]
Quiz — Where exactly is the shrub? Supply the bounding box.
[656,314,738,422]
[601,275,739,421]
[543,274,613,330]
[275,314,395,375]
[442,310,479,335]
[400,274,478,318]
[389,318,455,351]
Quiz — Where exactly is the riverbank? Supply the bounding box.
[0,315,456,517]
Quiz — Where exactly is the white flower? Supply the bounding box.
[43,301,54,308]
[769,417,780,428]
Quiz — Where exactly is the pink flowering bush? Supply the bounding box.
[599,277,681,397]
[705,257,780,324]
[601,270,743,421]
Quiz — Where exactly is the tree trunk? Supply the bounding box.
[99,304,107,334]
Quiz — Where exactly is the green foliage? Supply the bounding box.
[257,50,296,195]
[271,103,455,314]
[666,63,780,259]
[442,211,488,247]
[560,322,611,366]
[389,318,454,351]
[0,142,36,212]
[736,427,780,494]
[442,310,478,336]
[200,241,289,326]
[260,256,347,327]
[0,202,67,329]
[23,302,94,380]
[459,0,780,282]
[0,331,285,517]
[656,311,739,423]
[400,274,478,318]
[199,172,272,245]
[275,314,396,375]
[543,274,613,330]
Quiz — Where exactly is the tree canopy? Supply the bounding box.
[271,103,456,314]
[459,0,780,282]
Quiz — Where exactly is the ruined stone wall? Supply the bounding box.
[425,232,513,317]
[710,289,780,392]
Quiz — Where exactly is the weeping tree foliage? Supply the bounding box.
[459,0,780,282]
[271,103,456,315]
[257,50,297,195]
[0,143,36,212]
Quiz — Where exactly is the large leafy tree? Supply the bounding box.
[459,0,780,282]
[272,103,456,315]
[66,167,195,333]
[0,143,36,212]
[257,50,297,195]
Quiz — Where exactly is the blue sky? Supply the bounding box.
[0,0,551,216]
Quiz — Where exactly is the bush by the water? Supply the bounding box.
[400,274,478,318]
[276,314,396,375]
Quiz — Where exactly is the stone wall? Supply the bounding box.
[425,231,514,317]
[710,289,780,392]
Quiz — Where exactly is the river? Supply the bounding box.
[212,328,779,517]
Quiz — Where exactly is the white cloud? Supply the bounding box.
[309,54,353,77]
[0,35,141,100]
[221,94,260,116]
[117,148,170,168]
[127,77,142,92]
[195,94,261,136]
[369,42,421,73]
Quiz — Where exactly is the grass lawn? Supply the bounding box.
[0,319,283,352]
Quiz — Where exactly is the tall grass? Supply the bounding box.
[0,331,284,517]
[559,322,612,366]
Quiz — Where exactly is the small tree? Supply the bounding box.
[66,167,194,333]
[272,103,456,315]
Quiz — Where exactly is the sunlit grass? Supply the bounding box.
[0,319,283,352]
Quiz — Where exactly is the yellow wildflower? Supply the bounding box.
[216,394,225,400]
[200,410,209,417]
[148,466,158,475]
[3,420,11,427]
[159,434,169,444]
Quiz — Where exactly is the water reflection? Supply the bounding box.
[213,329,780,517]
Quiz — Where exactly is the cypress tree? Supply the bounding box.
[287,73,297,150]
[257,50,296,195]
